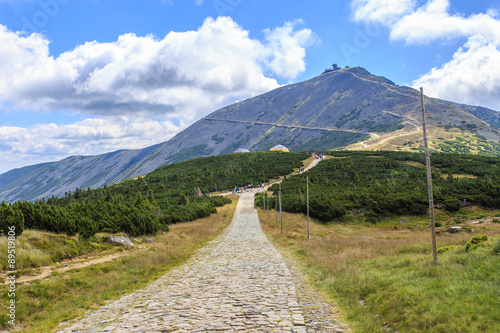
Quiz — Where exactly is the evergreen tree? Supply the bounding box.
[148,190,155,204]
[179,193,189,206]
[0,202,25,235]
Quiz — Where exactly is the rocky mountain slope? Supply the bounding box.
[1,67,499,202]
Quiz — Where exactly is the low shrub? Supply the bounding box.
[444,199,461,212]
[465,234,488,252]
[493,238,500,255]
[437,245,455,254]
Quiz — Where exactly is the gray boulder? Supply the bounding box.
[105,236,135,247]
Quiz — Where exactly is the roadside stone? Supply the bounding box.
[105,236,135,247]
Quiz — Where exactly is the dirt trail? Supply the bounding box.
[215,154,323,196]
[358,121,420,149]
[267,154,323,188]
[303,155,322,171]
[204,117,371,135]
[2,251,131,284]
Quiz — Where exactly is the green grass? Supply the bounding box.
[329,243,499,332]
[436,134,500,156]
[258,207,500,333]
[0,231,117,270]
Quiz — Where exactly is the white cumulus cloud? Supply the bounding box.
[0,116,184,173]
[0,17,313,119]
[413,36,500,110]
[0,17,316,172]
[351,0,500,111]
[263,20,318,80]
[1,17,317,120]
[390,0,500,45]
[351,0,417,26]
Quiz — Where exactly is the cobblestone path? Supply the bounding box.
[58,191,348,333]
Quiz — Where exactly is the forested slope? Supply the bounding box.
[257,151,500,222]
[1,152,308,238]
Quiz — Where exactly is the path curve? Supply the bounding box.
[57,191,347,332]
[358,120,421,149]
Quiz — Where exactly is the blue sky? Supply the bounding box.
[0,0,499,174]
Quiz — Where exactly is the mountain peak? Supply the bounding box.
[1,68,499,202]
[319,66,396,86]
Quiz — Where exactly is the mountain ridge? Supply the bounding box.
[1,66,499,203]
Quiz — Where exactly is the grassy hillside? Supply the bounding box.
[2,149,499,331]
[347,123,500,156]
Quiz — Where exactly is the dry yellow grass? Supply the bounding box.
[259,206,500,265]
[301,155,316,167]
[260,208,427,267]
[404,161,425,168]
[442,173,478,179]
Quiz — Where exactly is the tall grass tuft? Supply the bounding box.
[0,230,89,270]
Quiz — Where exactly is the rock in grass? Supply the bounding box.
[105,236,135,247]
[449,226,462,233]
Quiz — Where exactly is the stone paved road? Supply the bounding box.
[58,191,348,333]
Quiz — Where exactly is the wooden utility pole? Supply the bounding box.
[267,193,269,218]
[275,196,278,227]
[263,191,266,211]
[307,175,310,240]
[420,87,438,264]
[279,181,283,234]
